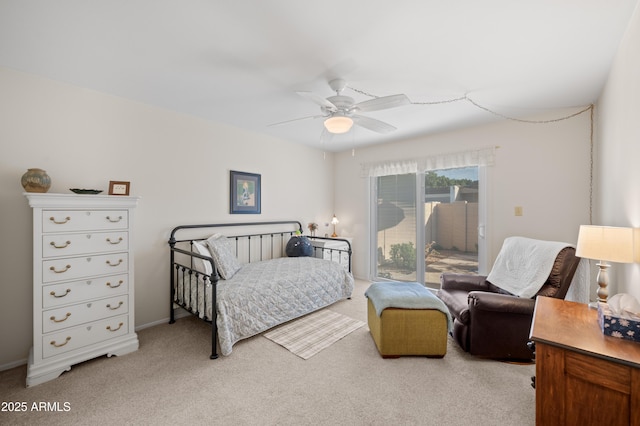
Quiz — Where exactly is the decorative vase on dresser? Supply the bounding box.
[25,193,140,387]
[21,168,52,193]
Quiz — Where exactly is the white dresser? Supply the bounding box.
[25,193,140,387]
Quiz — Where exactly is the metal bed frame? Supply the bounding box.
[168,221,352,359]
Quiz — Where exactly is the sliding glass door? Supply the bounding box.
[372,166,485,287]
[424,167,479,288]
[374,174,417,282]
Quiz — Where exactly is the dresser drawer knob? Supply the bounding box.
[49,216,71,225]
[50,312,71,323]
[50,240,71,249]
[50,264,71,273]
[106,280,124,289]
[106,322,124,332]
[106,215,123,223]
[106,237,123,245]
[50,336,71,347]
[106,259,123,267]
[106,301,124,310]
[50,289,71,298]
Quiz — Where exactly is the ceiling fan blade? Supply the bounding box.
[354,94,410,112]
[268,114,324,127]
[352,115,397,134]
[296,91,337,111]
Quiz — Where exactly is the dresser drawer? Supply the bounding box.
[43,274,128,308]
[43,295,129,333]
[43,210,129,233]
[42,315,129,358]
[43,253,128,283]
[42,231,128,258]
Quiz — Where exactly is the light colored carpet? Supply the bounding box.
[264,309,365,359]
[0,279,536,425]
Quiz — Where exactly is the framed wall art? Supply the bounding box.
[108,181,130,196]
[230,170,261,214]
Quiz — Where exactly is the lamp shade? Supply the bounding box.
[331,215,339,225]
[575,225,635,263]
[324,115,353,134]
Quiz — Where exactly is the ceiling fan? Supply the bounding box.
[273,79,411,134]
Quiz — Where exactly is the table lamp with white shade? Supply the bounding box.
[331,215,339,237]
[575,225,636,308]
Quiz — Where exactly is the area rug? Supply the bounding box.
[263,309,365,359]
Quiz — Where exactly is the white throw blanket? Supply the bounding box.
[565,258,589,304]
[487,237,580,299]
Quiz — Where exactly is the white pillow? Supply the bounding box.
[205,234,242,279]
[192,241,213,276]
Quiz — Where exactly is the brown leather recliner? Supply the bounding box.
[437,246,581,360]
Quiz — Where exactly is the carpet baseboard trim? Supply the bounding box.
[0,358,28,372]
[1,309,194,371]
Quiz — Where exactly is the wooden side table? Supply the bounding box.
[530,296,640,425]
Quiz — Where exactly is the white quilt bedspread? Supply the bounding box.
[177,256,354,356]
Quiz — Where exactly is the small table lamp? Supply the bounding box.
[575,225,635,308]
[331,215,339,237]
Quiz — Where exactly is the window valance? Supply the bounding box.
[359,160,418,177]
[360,147,495,177]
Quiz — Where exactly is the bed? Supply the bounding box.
[168,221,354,358]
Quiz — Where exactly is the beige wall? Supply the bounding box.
[0,67,335,368]
[334,110,592,280]
[596,5,640,301]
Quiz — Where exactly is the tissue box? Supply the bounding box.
[597,302,640,343]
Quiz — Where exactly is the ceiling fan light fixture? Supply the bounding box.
[324,115,353,134]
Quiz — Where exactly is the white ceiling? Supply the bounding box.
[0,1,637,152]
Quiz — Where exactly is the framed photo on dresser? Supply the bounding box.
[108,181,130,196]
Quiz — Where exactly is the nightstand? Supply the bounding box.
[309,237,352,271]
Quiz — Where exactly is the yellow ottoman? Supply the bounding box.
[365,282,450,358]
